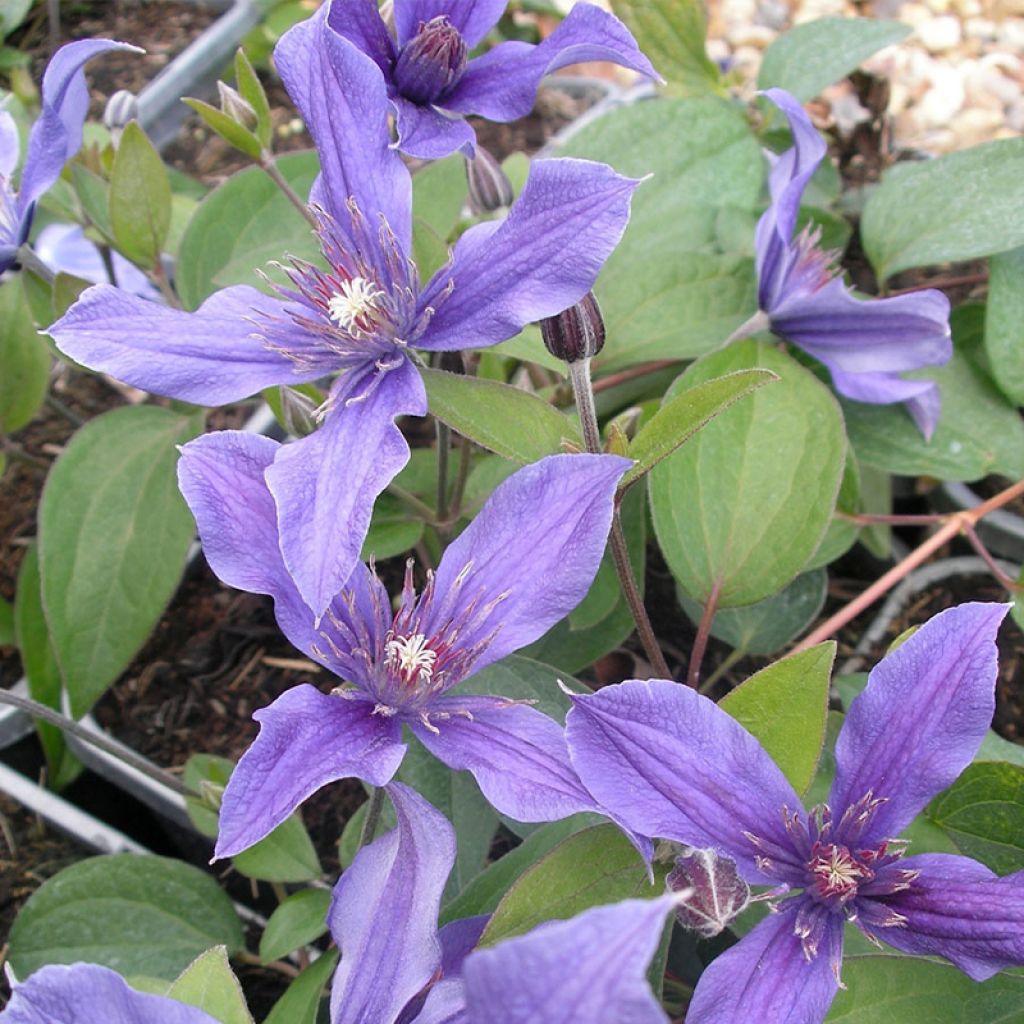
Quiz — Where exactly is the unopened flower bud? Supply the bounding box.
[218,81,259,132]
[393,16,467,104]
[103,90,139,134]
[465,147,514,215]
[279,386,318,438]
[539,292,605,364]
[666,847,750,938]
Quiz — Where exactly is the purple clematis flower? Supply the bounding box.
[51,8,639,620]
[325,0,659,159]
[177,431,630,858]
[566,602,1024,1023]
[745,88,952,439]
[0,39,140,274]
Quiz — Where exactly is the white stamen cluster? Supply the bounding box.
[384,632,437,683]
[327,276,385,333]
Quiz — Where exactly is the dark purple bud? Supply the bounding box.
[393,16,468,104]
[539,292,605,364]
[666,847,750,938]
[466,147,514,215]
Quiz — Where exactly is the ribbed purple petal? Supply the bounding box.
[0,109,20,178]
[869,853,1024,981]
[416,159,638,351]
[444,4,658,123]
[395,0,506,48]
[686,900,843,1024]
[415,980,468,1024]
[412,695,597,823]
[391,95,477,160]
[830,368,942,439]
[35,223,157,297]
[266,356,426,620]
[325,0,396,73]
[831,603,1010,848]
[18,39,142,211]
[566,679,806,882]
[328,784,453,1024]
[462,895,676,1024]
[274,6,412,257]
[50,284,331,405]
[440,915,489,978]
[422,453,629,674]
[215,685,405,858]
[0,963,220,1024]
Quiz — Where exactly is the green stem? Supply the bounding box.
[387,484,437,525]
[449,433,473,521]
[260,153,318,229]
[436,419,451,529]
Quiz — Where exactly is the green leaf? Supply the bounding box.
[263,950,338,1024]
[479,825,657,947]
[679,568,827,657]
[15,546,81,789]
[985,246,1024,405]
[758,17,911,102]
[259,890,331,963]
[360,493,424,562]
[109,121,172,268]
[8,854,244,980]
[845,348,1024,480]
[927,761,1024,874]
[862,137,1024,280]
[649,341,846,607]
[977,730,1024,767]
[182,98,263,160]
[0,275,50,432]
[719,642,834,794]
[422,366,582,462]
[412,153,465,240]
[560,98,762,371]
[806,454,861,571]
[39,405,201,717]
[70,164,113,239]
[622,368,777,488]
[610,0,721,95]
[176,151,321,310]
[234,48,272,150]
[166,947,253,1024]
[0,0,32,37]
[826,954,1024,1021]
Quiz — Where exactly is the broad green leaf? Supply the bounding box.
[259,890,331,964]
[622,368,777,488]
[8,854,244,979]
[51,271,90,319]
[14,546,81,789]
[412,153,465,240]
[71,164,113,239]
[109,121,172,268]
[176,150,320,310]
[560,98,763,371]
[845,348,1024,480]
[985,246,1024,405]
[479,825,657,947]
[927,761,1024,874]
[0,275,50,432]
[454,654,579,724]
[649,341,845,607]
[40,406,201,717]
[0,0,32,36]
[977,730,1024,767]
[758,17,911,102]
[263,950,338,1024]
[806,455,861,571]
[679,568,827,657]
[360,493,424,562]
[827,955,1024,1021]
[166,947,253,1024]
[610,0,721,95]
[422,366,582,462]
[862,137,1024,280]
[182,99,263,160]
[720,642,834,794]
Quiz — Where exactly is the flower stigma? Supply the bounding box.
[327,276,386,333]
[385,632,438,687]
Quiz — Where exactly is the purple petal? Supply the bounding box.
[462,895,676,1024]
[18,39,142,211]
[50,284,331,405]
[830,368,943,439]
[868,853,1024,981]
[215,685,405,858]
[328,783,453,1024]
[391,95,477,160]
[444,4,658,123]
[412,695,597,823]
[0,962,220,1024]
[0,109,20,178]
[566,679,806,883]
[274,8,412,257]
[422,453,629,673]
[415,980,468,1024]
[686,900,842,1024]
[35,223,157,297]
[830,602,1011,847]
[325,0,396,73]
[440,915,489,978]
[395,0,506,48]
[266,356,426,620]
[416,159,638,351]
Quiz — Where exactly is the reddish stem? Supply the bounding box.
[687,578,722,690]
[591,359,681,395]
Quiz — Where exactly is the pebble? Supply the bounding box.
[917,14,963,50]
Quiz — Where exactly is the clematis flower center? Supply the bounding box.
[393,17,468,104]
[327,276,387,334]
[806,842,872,907]
[384,632,438,686]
